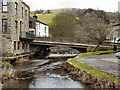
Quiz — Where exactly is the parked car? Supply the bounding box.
[115,37,120,43]
[116,52,120,59]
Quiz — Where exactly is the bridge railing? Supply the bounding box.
[35,37,103,45]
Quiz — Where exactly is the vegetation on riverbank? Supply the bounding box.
[0,83,2,90]
[78,50,117,58]
[1,54,32,88]
[1,62,15,84]
[64,62,119,88]
[67,50,119,84]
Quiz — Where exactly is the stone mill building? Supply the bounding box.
[0,0,35,56]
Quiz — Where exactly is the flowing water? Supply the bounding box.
[3,55,83,88]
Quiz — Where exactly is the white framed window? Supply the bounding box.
[2,0,8,12]
[45,27,47,33]
[2,19,7,32]
[15,2,18,15]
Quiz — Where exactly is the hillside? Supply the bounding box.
[30,8,75,26]
[30,13,55,25]
[30,9,65,25]
[30,8,118,26]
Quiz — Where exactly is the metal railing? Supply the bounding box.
[35,37,100,45]
[26,32,35,39]
[20,32,35,39]
[35,37,112,46]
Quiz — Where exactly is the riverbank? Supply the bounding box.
[2,53,34,61]
[0,83,2,90]
[3,55,84,88]
[1,53,34,89]
[1,62,15,89]
[64,50,120,88]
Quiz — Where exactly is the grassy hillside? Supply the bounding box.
[31,13,55,26]
[30,8,73,26]
[30,8,118,26]
[30,9,65,25]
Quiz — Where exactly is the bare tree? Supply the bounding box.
[79,12,110,51]
[51,13,77,37]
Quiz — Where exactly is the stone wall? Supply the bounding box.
[0,0,2,58]
[0,0,30,55]
[87,46,113,52]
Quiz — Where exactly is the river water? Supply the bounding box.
[3,55,83,88]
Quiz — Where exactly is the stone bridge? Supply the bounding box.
[30,37,112,56]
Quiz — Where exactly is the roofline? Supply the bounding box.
[36,20,49,26]
[20,0,30,9]
[39,21,48,26]
[30,16,49,26]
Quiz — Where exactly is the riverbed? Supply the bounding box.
[3,55,83,88]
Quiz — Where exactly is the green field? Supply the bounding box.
[30,13,56,26]
[30,9,63,26]
[30,8,73,26]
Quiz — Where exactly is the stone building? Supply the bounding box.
[0,0,35,56]
[29,17,36,35]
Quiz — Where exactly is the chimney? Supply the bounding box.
[33,12,38,19]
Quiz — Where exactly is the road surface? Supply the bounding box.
[77,54,119,78]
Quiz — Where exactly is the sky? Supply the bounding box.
[23,0,120,12]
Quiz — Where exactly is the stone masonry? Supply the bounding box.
[0,0,33,56]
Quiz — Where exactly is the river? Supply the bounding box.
[3,54,83,88]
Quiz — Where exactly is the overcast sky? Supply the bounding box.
[23,0,120,12]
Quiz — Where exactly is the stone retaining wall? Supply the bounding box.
[87,46,112,52]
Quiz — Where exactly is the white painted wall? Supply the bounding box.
[29,29,35,35]
[36,21,49,37]
[40,23,49,37]
[36,22,40,37]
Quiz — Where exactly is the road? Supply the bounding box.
[77,54,119,78]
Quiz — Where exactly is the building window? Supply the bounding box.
[31,31,34,34]
[15,21,18,33]
[14,41,16,50]
[22,43,24,49]
[18,42,20,50]
[25,10,27,20]
[15,2,18,15]
[2,19,7,32]
[2,0,8,12]
[22,7,23,18]
[29,21,32,28]
[26,43,28,50]
[45,27,47,33]
[20,21,23,33]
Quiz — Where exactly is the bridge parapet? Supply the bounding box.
[31,37,113,54]
[35,37,97,45]
[35,37,111,46]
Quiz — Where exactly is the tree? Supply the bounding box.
[47,10,51,13]
[35,9,43,14]
[51,13,77,37]
[79,12,110,51]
